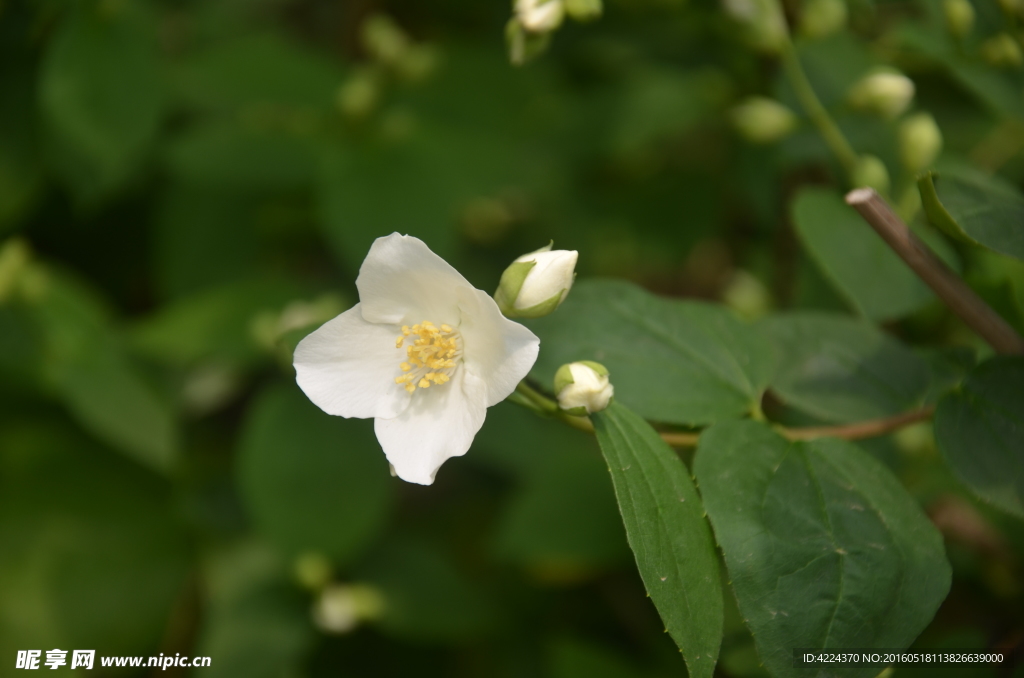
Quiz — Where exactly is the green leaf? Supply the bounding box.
[792,188,934,321]
[0,39,42,232]
[152,183,262,300]
[549,638,645,678]
[31,273,179,472]
[919,170,1024,261]
[934,356,1024,518]
[0,420,190,659]
[529,279,774,426]
[592,401,722,678]
[39,3,163,202]
[694,420,951,678]
[494,439,629,577]
[760,312,930,423]
[355,538,495,643]
[172,32,344,113]
[237,385,394,564]
[164,123,318,190]
[130,278,307,368]
[197,540,313,678]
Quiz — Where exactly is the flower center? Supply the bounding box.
[393,321,462,393]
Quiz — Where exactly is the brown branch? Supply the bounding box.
[845,187,1024,355]
[777,405,935,441]
[657,406,934,448]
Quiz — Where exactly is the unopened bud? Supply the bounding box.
[980,33,1023,68]
[852,155,891,195]
[943,0,975,39]
[336,69,379,119]
[0,238,31,304]
[312,584,385,634]
[800,0,847,39]
[516,0,565,32]
[555,361,614,415]
[848,71,915,118]
[899,112,943,172]
[730,97,797,143]
[495,243,577,318]
[723,0,788,52]
[294,552,333,591]
[565,0,602,21]
[362,14,409,65]
[721,270,772,319]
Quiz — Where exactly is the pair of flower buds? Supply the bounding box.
[495,245,615,415]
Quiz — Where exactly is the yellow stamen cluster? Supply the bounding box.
[393,321,461,393]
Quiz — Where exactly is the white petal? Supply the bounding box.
[357,233,472,326]
[294,305,410,419]
[374,370,488,485]
[457,286,540,407]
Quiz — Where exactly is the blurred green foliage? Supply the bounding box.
[2,0,1024,675]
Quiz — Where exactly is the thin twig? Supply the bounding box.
[777,406,935,441]
[845,187,1024,355]
[656,406,934,447]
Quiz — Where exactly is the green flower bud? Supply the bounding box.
[852,155,891,195]
[800,0,847,39]
[848,71,915,119]
[294,552,333,591]
[942,0,975,39]
[722,0,788,53]
[312,583,385,634]
[899,112,943,173]
[565,0,602,21]
[721,270,773,319]
[361,14,409,65]
[336,69,379,119]
[0,238,31,304]
[730,97,798,143]
[980,33,1024,68]
[494,243,578,318]
[554,361,613,415]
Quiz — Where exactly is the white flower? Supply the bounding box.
[294,233,540,485]
[555,361,614,415]
[516,0,565,32]
[494,244,578,318]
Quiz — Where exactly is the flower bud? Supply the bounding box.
[495,243,577,318]
[336,69,379,119]
[943,0,975,39]
[294,552,333,591]
[516,0,565,32]
[0,238,31,304]
[361,14,409,65]
[800,0,847,39]
[852,155,891,195]
[565,0,603,21]
[723,0,788,53]
[980,33,1024,68]
[848,71,915,119]
[555,361,614,415]
[730,97,798,143]
[312,583,385,634]
[899,112,943,172]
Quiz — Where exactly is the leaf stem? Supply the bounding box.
[778,34,860,180]
[846,187,1024,355]
[510,382,936,447]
